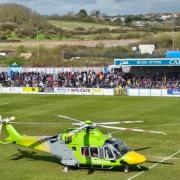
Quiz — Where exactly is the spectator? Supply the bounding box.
[0,70,179,89]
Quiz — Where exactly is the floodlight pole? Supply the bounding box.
[172,26,175,50]
[36,27,40,60]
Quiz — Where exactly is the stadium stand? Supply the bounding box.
[0,70,179,89]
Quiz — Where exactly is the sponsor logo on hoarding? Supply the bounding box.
[0,87,114,96]
[71,88,91,93]
[167,89,180,95]
[23,87,39,93]
[169,59,180,65]
[114,58,180,66]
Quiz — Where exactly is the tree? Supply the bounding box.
[76,9,88,18]
[125,16,133,25]
[114,18,122,25]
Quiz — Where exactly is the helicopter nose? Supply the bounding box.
[122,151,146,165]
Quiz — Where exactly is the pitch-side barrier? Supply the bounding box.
[127,88,180,97]
[0,87,179,97]
[0,87,114,96]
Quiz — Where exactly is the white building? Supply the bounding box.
[139,44,155,54]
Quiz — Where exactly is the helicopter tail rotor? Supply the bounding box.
[0,115,15,137]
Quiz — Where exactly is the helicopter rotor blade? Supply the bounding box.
[95,122,121,125]
[97,125,167,135]
[2,116,16,123]
[134,147,151,151]
[117,120,143,124]
[68,124,87,136]
[10,122,81,126]
[57,115,83,124]
[146,160,173,165]
[96,121,143,125]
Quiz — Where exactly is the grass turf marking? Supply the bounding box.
[0,103,9,106]
[127,150,180,180]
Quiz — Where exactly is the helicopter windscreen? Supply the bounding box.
[105,138,130,159]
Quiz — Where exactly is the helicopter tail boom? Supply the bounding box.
[4,124,51,152]
[0,116,51,153]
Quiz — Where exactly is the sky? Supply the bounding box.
[0,0,179,15]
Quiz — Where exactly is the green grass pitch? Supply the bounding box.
[0,94,180,180]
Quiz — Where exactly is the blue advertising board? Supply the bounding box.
[166,51,180,58]
[167,89,180,95]
[114,58,180,66]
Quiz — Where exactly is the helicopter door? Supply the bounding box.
[104,146,115,160]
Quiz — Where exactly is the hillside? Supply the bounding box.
[0,3,180,67]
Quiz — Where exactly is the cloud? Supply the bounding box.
[0,0,179,15]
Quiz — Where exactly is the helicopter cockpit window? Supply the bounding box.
[81,147,89,157]
[104,146,114,159]
[90,147,98,158]
[105,139,130,159]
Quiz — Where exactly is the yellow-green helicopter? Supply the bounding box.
[0,115,166,172]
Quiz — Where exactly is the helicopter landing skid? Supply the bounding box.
[62,166,70,172]
[124,164,129,173]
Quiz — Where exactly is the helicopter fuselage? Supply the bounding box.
[60,128,146,168]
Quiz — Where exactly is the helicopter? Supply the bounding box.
[0,115,167,173]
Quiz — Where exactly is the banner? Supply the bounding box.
[128,88,180,97]
[0,87,114,96]
[54,88,92,95]
[114,58,180,66]
[91,88,104,95]
[1,87,10,93]
[10,87,23,93]
[54,88,114,96]
[167,89,180,95]
[23,87,39,93]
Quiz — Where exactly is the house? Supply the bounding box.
[139,44,155,54]
[0,52,7,57]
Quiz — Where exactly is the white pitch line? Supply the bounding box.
[147,155,180,160]
[128,150,180,180]
[0,103,9,106]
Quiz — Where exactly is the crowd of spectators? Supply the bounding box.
[0,70,179,89]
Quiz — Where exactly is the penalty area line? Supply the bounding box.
[127,150,180,180]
